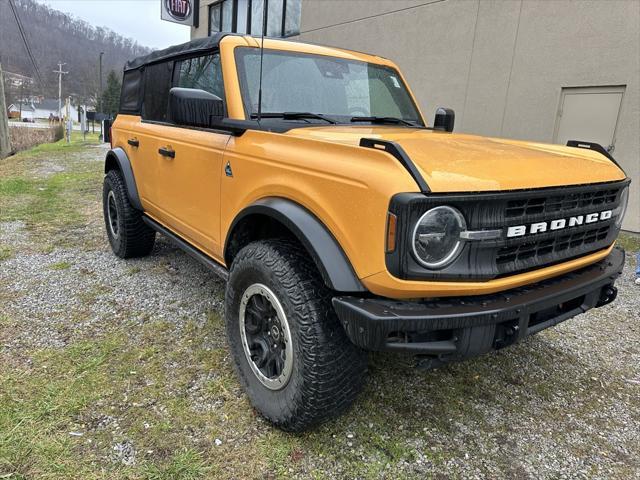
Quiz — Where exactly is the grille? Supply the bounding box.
[505,188,619,219]
[388,180,628,281]
[497,225,611,266]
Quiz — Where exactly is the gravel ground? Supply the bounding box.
[1,142,639,479]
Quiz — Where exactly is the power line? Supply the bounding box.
[8,0,44,86]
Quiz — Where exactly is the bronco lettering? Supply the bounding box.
[507,210,614,238]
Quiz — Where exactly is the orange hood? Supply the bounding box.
[285,126,626,192]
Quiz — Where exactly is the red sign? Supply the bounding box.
[166,0,191,21]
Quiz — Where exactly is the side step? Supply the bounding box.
[142,215,229,281]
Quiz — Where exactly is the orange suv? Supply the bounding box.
[103,34,630,431]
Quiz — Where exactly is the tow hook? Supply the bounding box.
[596,285,617,307]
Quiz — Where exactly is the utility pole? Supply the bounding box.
[0,62,11,159]
[99,52,104,140]
[54,62,67,122]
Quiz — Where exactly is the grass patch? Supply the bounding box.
[14,131,101,157]
[0,171,98,225]
[142,449,212,480]
[0,317,271,479]
[0,246,12,261]
[50,261,71,270]
[616,232,640,254]
[0,134,103,251]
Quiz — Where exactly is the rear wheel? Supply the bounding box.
[225,239,367,431]
[103,169,155,258]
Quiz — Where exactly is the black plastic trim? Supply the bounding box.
[142,216,229,281]
[333,247,625,354]
[359,138,430,193]
[567,140,626,174]
[104,148,143,211]
[140,117,332,136]
[225,198,365,292]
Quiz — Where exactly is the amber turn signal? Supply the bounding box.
[385,212,397,253]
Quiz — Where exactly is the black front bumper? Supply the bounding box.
[333,248,625,365]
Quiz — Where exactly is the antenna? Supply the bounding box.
[256,0,268,123]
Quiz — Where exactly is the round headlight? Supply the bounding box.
[615,186,629,228]
[412,206,466,269]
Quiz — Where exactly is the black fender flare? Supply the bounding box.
[104,147,143,210]
[225,198,366,293]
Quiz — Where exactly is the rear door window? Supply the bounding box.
[120,69,143,114]
[175,54,225,100]
[142,61,174,122]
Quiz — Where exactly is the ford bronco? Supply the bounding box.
[103,34,630,431]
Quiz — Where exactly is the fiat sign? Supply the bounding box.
[161,0,199,27]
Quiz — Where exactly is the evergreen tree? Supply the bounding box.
[100,70,121,118]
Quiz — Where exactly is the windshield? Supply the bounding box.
[235,48,423,125]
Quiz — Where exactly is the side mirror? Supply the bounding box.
[103,119,111,143]
[168,87,224,128]
[433,107,455,132]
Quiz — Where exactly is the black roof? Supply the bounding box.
[125,33,228,71]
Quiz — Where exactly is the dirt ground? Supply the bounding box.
[1,136,639,479]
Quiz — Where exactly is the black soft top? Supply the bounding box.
[125,33,228,71]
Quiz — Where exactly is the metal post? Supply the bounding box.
[81,106,86,141]
[65,96,71,143]
[18,80,24,119]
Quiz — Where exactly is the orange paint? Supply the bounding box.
[110,36,626,299]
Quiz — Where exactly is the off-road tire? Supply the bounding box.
[103,169,155,258]
[225,239,367,431]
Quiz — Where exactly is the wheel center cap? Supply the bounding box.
[270,325,280,340]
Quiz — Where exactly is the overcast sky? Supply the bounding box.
[36,0,191,49]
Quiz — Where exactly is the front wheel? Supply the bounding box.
[225,239,367,431]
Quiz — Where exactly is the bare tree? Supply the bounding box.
[0,0,151,107]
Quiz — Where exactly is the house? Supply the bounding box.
[8,99,80,122]
[7,103,35,121]
[32,99,78,121]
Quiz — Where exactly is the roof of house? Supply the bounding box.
[8,103,35,112]
[34,99,63,111]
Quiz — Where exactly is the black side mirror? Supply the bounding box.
[433,107,455,132]
[103,119,111,143]
[168,87,224,128]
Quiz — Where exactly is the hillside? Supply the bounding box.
[0,0,150,106]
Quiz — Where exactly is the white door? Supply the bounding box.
[554,86,625,153]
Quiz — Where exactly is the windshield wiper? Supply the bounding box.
[250,112,337,124]
[350,116,418,127]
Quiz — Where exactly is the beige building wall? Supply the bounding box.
[192,0,640,232]
[192,0,214,38]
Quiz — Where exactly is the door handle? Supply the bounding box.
[127,138,139,147]
[158,146,175,158]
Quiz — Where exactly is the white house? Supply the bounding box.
[32,99,78,121]
[7,103,35,121]
[8,99,81,122]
